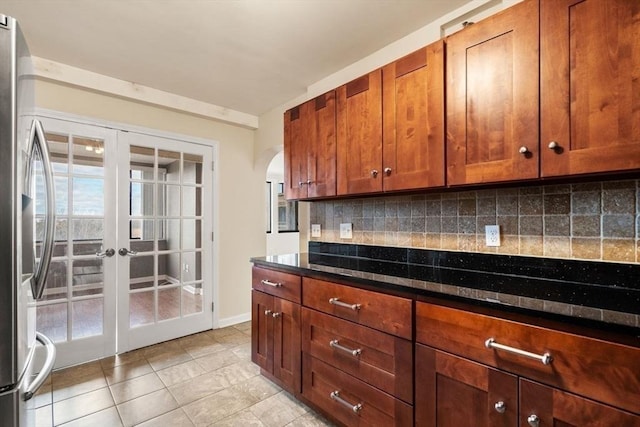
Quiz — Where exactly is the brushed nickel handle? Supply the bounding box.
[519,146,529,155]
[260,279,282,288]
[329,297,361,311]
[330,391,362,414]
[96,248,115,258]
[485,338,553,365]
[272,312,281,318]
[264,309,272,316]
[329,339,362,357]
[118,248,138,256]
[548,141,559,150]
[298,181,307,187]
[527,414,540,427]
[384,167,392,176]
[494,401,506,414]
[371,169,378,178]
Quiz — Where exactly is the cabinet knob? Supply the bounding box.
[494,401,506,414]
[548,141,559,150]
[264,309,272,316]
[384,167,392,176]
[527,414,540,427]
[371,169,379,178]
[272,312,281,318]
[519,146,529,155]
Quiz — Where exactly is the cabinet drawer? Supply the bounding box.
[302,354,413,427]
[302,308,413,404]
[416,302,640,415]
[302,278,412,339]
[252,266,301,303]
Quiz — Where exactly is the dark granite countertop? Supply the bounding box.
[251,242,640,336]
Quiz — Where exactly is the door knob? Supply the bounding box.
[96,248,115,258]
[118,248,138,257]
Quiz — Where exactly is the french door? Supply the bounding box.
[117,132,213,353]
[36,117,214,366]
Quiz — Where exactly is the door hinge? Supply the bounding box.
[211,161,215,171]
[211,302,215,312]
[211,232,214,241]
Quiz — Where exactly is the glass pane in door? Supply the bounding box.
[128,146,204,330]
[36,132,107,343]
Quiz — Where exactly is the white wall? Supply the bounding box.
[35,79,263,324]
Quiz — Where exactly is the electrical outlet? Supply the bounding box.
[339,223,353,239]
[311,224,321,238]
[485,225,501,247]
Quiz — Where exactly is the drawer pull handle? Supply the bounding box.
[261,279,282,288]
[485,338,553,365]
[329,339,362,357]
[330,390,362,414]
[329,297,361,311]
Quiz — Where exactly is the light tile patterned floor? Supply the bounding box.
[34,322,334,426]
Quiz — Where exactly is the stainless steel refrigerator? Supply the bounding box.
[0,14,56,427]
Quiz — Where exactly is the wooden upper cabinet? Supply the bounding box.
[446,0,539,186]
[382,41,445,192]
[284,104,308,200]
[540,0,640,177]
[337,70,383,195]
[283,91,336,200]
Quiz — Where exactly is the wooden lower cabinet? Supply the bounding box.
[302,307,413,404]
[302,354,413,426]
[520,380,640,427]
[416,344,640,427]
[415,344,518,427]
[251,289,301,393]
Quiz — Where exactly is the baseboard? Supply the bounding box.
[217,312,251,328]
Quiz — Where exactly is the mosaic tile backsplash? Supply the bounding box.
[309,179,640,264]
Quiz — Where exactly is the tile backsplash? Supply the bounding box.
[309,179,640,264]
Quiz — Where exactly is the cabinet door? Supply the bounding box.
[415,344,518,427]
[251,290,273,373]
[308,91,337,198]
[446,0,539,185]
[382,42,445,192]
[520,380,640,427]
[541,0,640,177]
[284,104,309,200]
[337,70,383,195]
[273,297,301,393]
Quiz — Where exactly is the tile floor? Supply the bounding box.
[34,322,334,426]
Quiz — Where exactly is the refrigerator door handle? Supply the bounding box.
[23,332,56,401]
[26,119,56,300]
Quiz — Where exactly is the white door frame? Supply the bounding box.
[36,109,219,365]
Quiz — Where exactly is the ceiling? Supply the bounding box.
[2,0,471,117]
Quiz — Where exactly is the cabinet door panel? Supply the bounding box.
[273,298,301,393]
[251,290,273,373]
[446,0,539,185]
[284,105,309,199]
[308,92,337,198]
[541,0,640,177]
[416,345,518,427]
[337,70,383,195]
[520,380,640,427]
[382,42,445,191]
